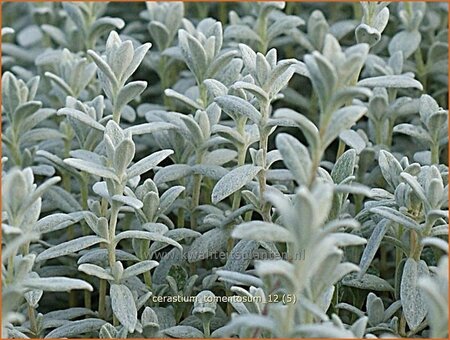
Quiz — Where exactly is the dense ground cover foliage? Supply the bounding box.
[1,1,449,338]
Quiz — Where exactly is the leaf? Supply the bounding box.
[20,128,65,144]
[204,149,237,166]
[114,231,182,250]
[25,277,93,292]
[342,273,394,292]
[35,213,81,234]
[393,123,431,142]
[64,158,118,181]
[36,236,106,262]
[216,270,263,287]
[355,24,381,47]
[370,207,421,231]
[204,78,228,97]
[388,30,421,59]
[123,42,152,81]
[125,122,175,135]
[110,284,137,333]
[15,101,42,120]
[358,220,389,277]
[211,164,262,204]
[164,89,202,110]
[339,129,366,154]
[45,319,106,338]
[22,108,56,132]
[232,81,268,102]
[400,172,428,205]
[401,258,429,330]
[226,315,277,333]
[266,63,297,98]
[192,165,228,180]
[154,164,193,185]
[232,221,293,242]
[178,114,204,147]
[273,108,320,153]
[267,15,304,42]
[78,264,114,280]
[322,106,367,150]
[187,228,228,263]
[57,108,105,131]
[421,237,449,253]
[159,186,185,214]
[116,81,147,113]
[331,233,367,247]
[179,30,207,82]
[367,293,384,326]
[255,260,296,286]
[111,195,143,210]
[127,149,173,178]
[357,75,423,90]
[87,50,118,88]
[122,260,159,280]
[276,133,311,186]
[378,150,403,189]
[89,17,125,43]
[331,149,356,184]
[215,95,261,124]
[163,325,204,338]
[224,24,261,42]
[148,21,170,50]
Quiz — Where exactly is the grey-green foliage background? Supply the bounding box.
[1,1,448,338]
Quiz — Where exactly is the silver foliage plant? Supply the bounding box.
[1,1,448,339]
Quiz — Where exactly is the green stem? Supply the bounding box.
[336,139,346,160]
[386,119,394,147]
[256,10,268,53]
[307,150,322,188]
[28,305,38,336]
[203,320,211,338]
[99,279,107,319]
[257,130,270,221]
[7,254,15,284]
[375,121,383,145]
[190,153,204,229]
[175,176,187,228]
[218,1,227,26]
[144,271,152,289]
[431,143,440,164]
[231,147,247,211]
[414,48,427,92]
[394,246,403,300]
[258,101,271,221]
[108,203,120,267]
[10,140,22,167]
[409,230,422,261]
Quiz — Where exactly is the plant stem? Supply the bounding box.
[144,271,152,289]
[203,320,211,338]
[191,152,204,229]
[431,143,440,164]
[375,121,383,145]
[336,139,346,159]
[231,147,247,211]
[7,254,15,284]
[80,175,92,310]
[108,203,120,267]
[256,9,268,53]
[10,140,22,167]
[99,279,107,319]
[258,101,271,221]
[28,305,38,336]
[414,48,427,92]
